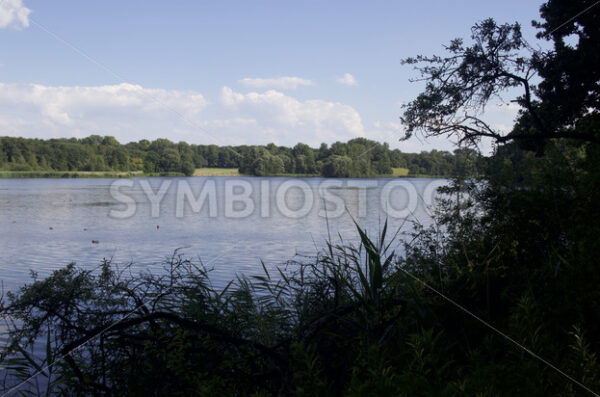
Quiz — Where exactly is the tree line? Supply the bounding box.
[0,135,485,177]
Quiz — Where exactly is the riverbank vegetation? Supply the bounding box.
[0,170,146,179]
[1,0,599,395]
[0,135,484,178]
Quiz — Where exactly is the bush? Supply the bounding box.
[181,160,195,176]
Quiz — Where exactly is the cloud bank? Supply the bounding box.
[0,81,368,147]
[0,82,209,125]
[220,86,364,145]
[0,79,513,153]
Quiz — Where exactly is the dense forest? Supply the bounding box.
[2,0,600,395]
[0,135,484,177]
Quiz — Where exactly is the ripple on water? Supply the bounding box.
[0,177,445,293]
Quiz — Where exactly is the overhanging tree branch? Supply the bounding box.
[401,18,599,147]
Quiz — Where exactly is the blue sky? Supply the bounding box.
[0,0,544,152]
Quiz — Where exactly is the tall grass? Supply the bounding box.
[1,215,598,395]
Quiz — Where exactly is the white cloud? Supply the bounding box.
[0,0,31,29]
[238,76,315,90]
[0,82,209,126]
[220,86,364,146]
[0,82,217,144]
[336,73,358,86]
[0,81,368,147]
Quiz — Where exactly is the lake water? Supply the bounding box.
[0,177,447,293]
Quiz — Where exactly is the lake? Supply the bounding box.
[0,177,447,293]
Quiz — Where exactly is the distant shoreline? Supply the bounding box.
[0,170,174,179]
[0,169,446,179]
[1,136,485,179]
[0,167,455,179]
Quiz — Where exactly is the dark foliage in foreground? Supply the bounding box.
[2,0,600,394]
[2,140,600,396]
[0,224,418,396]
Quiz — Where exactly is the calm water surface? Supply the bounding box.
[0,177,446,292]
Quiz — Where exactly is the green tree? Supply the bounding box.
[181,160,195,176]
[402,15,600,148]
[102,136,120,146]
[530,0,600,144]
[322,155,352,177]
[205,145,219,167]
[160,148,181,172]
[144,152,160,173]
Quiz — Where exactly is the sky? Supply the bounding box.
[0,0,545,153]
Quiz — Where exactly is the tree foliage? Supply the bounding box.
[0,136,484,178]
[402,0,600,148]
[2,1,599,394]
